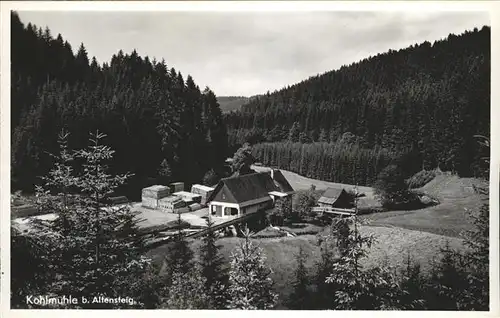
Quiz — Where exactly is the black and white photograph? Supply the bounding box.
[1,1,497,313]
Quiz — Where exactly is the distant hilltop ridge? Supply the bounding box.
[217,95,261,113]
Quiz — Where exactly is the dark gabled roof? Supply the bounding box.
[209,172,278,204]
[318,188,348,205]
[266,170,294,193]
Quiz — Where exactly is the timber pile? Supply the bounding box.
[191,184,215,205]
[141,185,170,209]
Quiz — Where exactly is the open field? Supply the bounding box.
[362,175,486,237]
[147,224,465,308]
[255,165,485,238]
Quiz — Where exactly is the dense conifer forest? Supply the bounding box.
[10,11,490,311]
[225,26,490,183]
[11,12,228,199]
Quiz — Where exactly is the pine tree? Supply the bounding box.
[227,228,278,309]
[398,253,426,309]
[318,129,328,142]
[287,246,312,309]
[162,265,210,309]
[461,136,489,310]
[28,130,150,308]
[162,214,195,281]
[199,218,229,309]
[11,225,52,308]
[288,122,300,142]
[311,225,339,309]
[325,216,400,309]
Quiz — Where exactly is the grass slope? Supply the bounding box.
[363,174,486,237]
[147,225,464,309]
[255,165,484,238]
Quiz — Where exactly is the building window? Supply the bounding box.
[222,193,226,200]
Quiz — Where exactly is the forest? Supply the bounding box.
[11,11,229,200]
[225,26,490,182]
[10,11,490,311]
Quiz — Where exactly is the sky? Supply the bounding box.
[16,10,490,97]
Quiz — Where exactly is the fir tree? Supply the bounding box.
[162,214,195,281]
[398,253,426,309]
[227,228,278,309]
[325,216,400,309]
[162,265,210,309]
[28,130,150,308]
[199,218,229,309]
[288,122,300,142]
[287,246,312,309]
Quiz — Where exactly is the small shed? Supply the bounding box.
[142,185,170,209]
[317,188,353,209]
[191,184,215,205]
[169,182,185,193]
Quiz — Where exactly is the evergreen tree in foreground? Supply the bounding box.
[162,265,209,309]
[325,217,400,309]
[26,130,150,308]
[161,214,195,282]
[287,246,312,309]
[199,218,229,309]
[227,228,278,309]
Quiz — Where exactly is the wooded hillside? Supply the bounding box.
[11,12,229,199]
[217,96,251,113]
[225,26,490,179]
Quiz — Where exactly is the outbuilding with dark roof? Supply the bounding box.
[317,188,354,209]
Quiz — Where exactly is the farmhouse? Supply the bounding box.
[317,188,354,209]
[207,170,294,218]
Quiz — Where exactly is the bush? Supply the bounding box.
[374,165,420,209]
[252,227,286,239]
[406,170,437,189]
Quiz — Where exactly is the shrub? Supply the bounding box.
[252,227,286,239]
[374,165,420,209]
[406,170,437,189]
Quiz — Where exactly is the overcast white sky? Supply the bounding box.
[16,11,489,96]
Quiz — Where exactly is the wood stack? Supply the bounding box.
[158,195,186,213]
[191,184,215,205]
[169,182,184,193]
[141,185,170,209]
